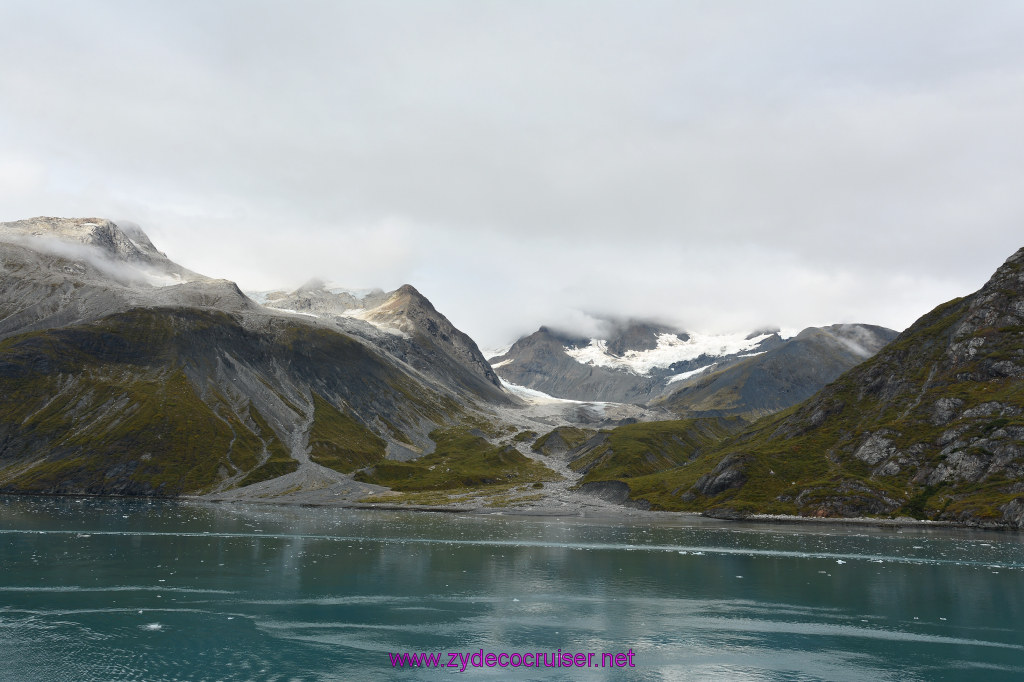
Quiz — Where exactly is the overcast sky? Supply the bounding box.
[2,1,1023,348]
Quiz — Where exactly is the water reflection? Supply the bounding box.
[1,496,1022,681]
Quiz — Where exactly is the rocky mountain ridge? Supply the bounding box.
[598,246,1024,528]
[5,216,1021,528]
[0,217,526,499]
[490,319,896,417]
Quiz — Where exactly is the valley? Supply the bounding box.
[2,217,1023,529]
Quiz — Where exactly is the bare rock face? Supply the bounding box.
[362,284,502,391]
[260,281,508,404]
[0,217,201,279]
[931,397,964,425]
[491,319,897,417]
[0,216,520,499]
[2,217,148,261]
[1001,498,1024,527]
[578,480,651,509]
[692,454,749,496]
[644,246,1024,527]
[854,433,898,465]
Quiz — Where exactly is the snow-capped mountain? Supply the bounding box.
[489,319,897,416]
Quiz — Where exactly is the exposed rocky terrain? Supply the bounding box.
[0,217,671,509]
[605,246,1024,528]
[4,216,1021,529]
[0,218,525,498]
[260,281,506,405]
[654,324,898,418]
[490,319,896,417]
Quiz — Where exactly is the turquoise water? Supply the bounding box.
[1,496,1022,681]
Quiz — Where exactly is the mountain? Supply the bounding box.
[0,217,535,499]
[259,281,506,405]
[489,322,785,403]
[490,319,896,416]
[653,324,898,418]
[613,246,1024,528]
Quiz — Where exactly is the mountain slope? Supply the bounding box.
[0,306,456,495]
[260,282,507,404]
[622,246,1024,528]
[0,217,526,498]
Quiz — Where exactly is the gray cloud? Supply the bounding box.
[2,0,1023,347]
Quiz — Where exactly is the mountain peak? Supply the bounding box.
[372,284,439,320]
[394,283,422,297]
[1,216,149,263]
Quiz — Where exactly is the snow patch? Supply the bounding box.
[666,363,717,385]
[483,343,514,360]
[490,358,514,369]
[275,308,320,319]
[500,379,599,406]
[565,331,774,375]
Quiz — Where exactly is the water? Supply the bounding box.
[1,496,1022,681]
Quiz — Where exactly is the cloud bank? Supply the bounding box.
[2,0,1023,346]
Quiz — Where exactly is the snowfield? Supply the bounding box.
[499,379,596,405]
[666,363,717,384]
[564,331,775,375]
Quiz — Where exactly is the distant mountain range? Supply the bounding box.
[489,320,896,417]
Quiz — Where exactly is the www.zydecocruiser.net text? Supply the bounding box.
[389,649,637,671]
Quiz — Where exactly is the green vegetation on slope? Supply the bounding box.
[234,407,299,487]
[618,279,1024,526]
[308,393,386,474]
[572,417,747,484]
[0,364,259,495]
[0,307,439,495]
[531,426,594,455]
[354,426,559,491]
